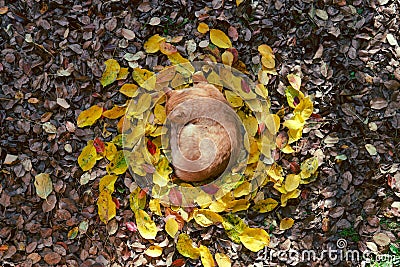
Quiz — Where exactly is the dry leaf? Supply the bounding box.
[373,233,391,246]
[193,209,223,227]
[210,29,232,48]
[121,28,135,40]
[284,174,301,192]
[215,253,231,267]
[144,245,163,257]
[78,141,97,171]
[34,173,53,199]
[100,59,120,87]
[199,245,215,267]
[144,34,165,53]
[287,74,301,91]
[132,68,156,90]
[239,228,270,252]
[135,209,158,239]
[176,234,200,259]
[103,105,126,119]
[165,217,179,238]
[77,105,103,128]
[97,190,116,224]
[197,22,209,34]
[252,198,278,213]
[56,98,70,109]
[280,218,295,230]
[120,84,139,97]
[365,144,377,156]
[106,150,128,175]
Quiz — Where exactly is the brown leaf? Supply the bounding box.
[44,252,61,265]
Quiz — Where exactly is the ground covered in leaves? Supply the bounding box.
[1,0,400,266]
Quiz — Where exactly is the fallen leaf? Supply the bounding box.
[287,74,302,91]
[197,22,209,34]
[100,59,120,87]
[176,233,200,259]
[93,137,105,154]
[121,28,135,40]
[370,98,388,110]
[97,190,116,224]
[239,228,270,252]
[222,214,247,243]
[103,105,126,119]
[144,34,165,53]
[78,141,97,171]
[365,144,377,156]
[165,216,179,238]
[280,218,295,230]
[145,245,163,257]
[135,209,158,239]
[210,29,232,48]
[215,253,231,267]
[120,84,139,97]
[159,41,178,56]
[4,154,18,164]
[252,198,278,213]
[106,150,128,174]
[56,98,70,109]
[116,68,129,80]
[77,105,103,128]
[193,209,223,227]
[34,173,53,199]
[284,174,301,192]
[99,174,118,192]
[373,232,391,246]
[68,226,79,240]
[221,51,234,66]
[199,245,215,267]
[44,252,61,265]
[132,68,156,90]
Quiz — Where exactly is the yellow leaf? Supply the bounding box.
[132,68,156,91]
[78,141,97,171]
[207,71,223,87]
[255,83,268,99]
[288,127,304,144]
[285,86,305,108]
[287,73,301,91]
[210,29,232,48]
[106,150,128,175]
[258,70,270,85]
[280,218,295,230]
[119,84,139,97]
[252,198,278,213]
[258,44,273,57]
[222,214,248,243]
[243,116,258,137]
[300,157,318,179]
[267,163,284,183]
[100,59,120,87]
[227,199,250,213]
[199,245,215,267]
[283,114,305,130]
[284,174,300,192]
[149,198,162,216]
[236,0,244,6]
[193,209,223,227]
[197,22,209,34]
[221,51,234,66]
[233,181,251,198]
[99,174,118,192]
[77,105,103,128]
[165,217,179,238]
[224,91,243,108]
[281,189,301,207]
[261,54,275,69]
[135,209,158,239]
[144,245,163,257]
[154,104,166,124]
[167,52,195,76]
[129,187,147,212]
[34,173,53,199]
[104,142,117,160]
[177,233,200,259]
[103,105,126,119]
[239,228,270,252]
[215,253,231,267]
[116,67,129,80]
[153,156,172,187]
[127,93,152,118]
[281,144,295,154]
[264,114,280,135]
[97,190,116,224]
[144,34,165,53]
[294,96,313,119]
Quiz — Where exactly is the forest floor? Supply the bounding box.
[0,0,400,266]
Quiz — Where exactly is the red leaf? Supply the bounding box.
[172,258,186,267]
[147,139,157,155]
[201,184,220,195]
[289,162,300,174]
[138,189,147,199]
[112,197,120,209]
[257,123,265,135]
[168,188,182,206]
[93,137,105,154]
[241,79,250,93]
[126,222,137,232]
